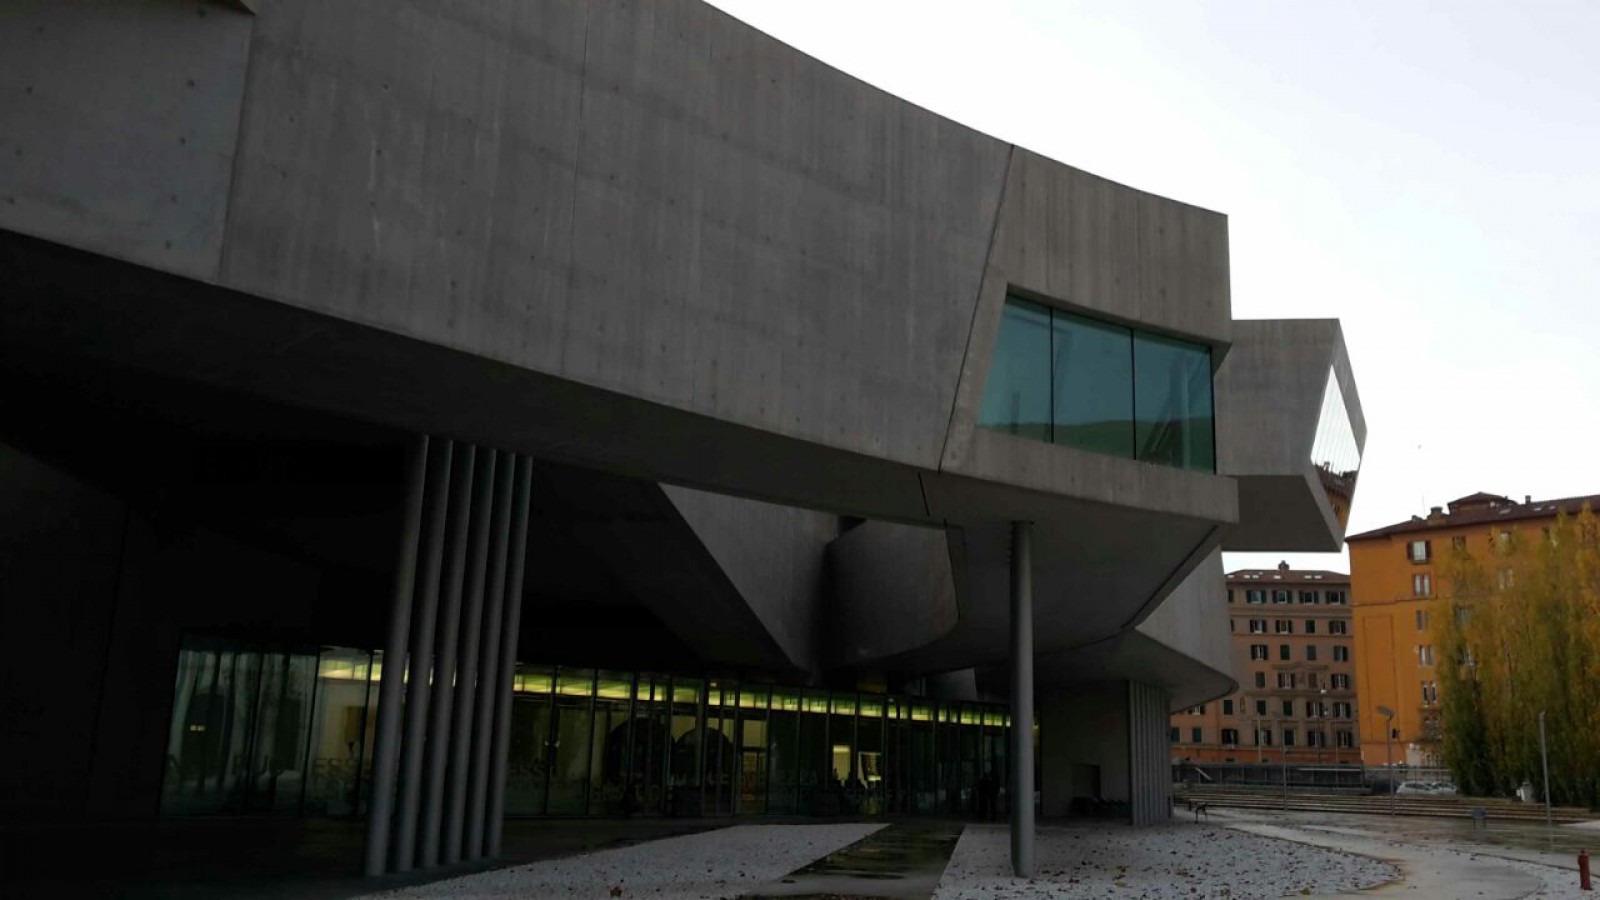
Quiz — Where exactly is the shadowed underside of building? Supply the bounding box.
[0,0,1364,883]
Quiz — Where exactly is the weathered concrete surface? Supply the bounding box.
[0,0,253,280]
[1215,319,1367,551]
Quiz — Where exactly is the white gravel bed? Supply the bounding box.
[359,822,885,900]
[932,822,1397,899]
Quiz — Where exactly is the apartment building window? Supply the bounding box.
[1407,539,1431,563]
[1277,672,1293,689]
[1332,701,1352,718]
[1496,567,1515,592]
[1254,672,1266,688]
[1452,535,1467,552]
[1282,729,1296,746]
[1279,644,1291,661]
[1336,730,1354,748]
[1306,646,1318,663]
[1275,619,1293,634]
[1170,727,1180,743]
[1326,590,1347,605]
[1299,590,1318,604]
[1193,704,1207,715]
[1229,619,1235,633]
[1227,589,1235,604]
[1246,589,1266,604]
[1281,699,1294,717]
[1496,530,1512,551]
[1305,619,1317,635]
[1255,700,1268,716]
[1222,728,1239,745]
[1418,644,1436,667]
[1191,727,1204,743]
[1222,699,1234,715]
[1250,644,1268,660]
[1415,610,1430,630]
[1305,700,1319,718]
[1413,573,1432,597]
[1258,729,1273,747]
[1272,589,1291,604]
[1329,620,1348,636]
[1331,674,1351,690]
[1421,681,1438,706]
[1333,646,1350,662]
[1306,672,1320,689]
[1249,619,1267,634]
[1308,731,1327,748]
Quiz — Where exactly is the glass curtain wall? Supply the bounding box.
[162,640,1017,820]
[979,295,1216,473]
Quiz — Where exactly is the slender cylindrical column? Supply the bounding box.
[1009,520,1035,879]
[443,450,500,864]
[466,455,517,859]
[392,440,454,871]
[364,435,430,878]
[486,456,534,857]
[419,447,479,868]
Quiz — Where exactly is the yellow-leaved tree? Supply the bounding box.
[1431,504,1600,806]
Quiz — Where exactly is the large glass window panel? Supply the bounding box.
[1133,331,1215,472]
[668,677,704,815]
[304,648,375,817]
[736,686,768,815]
[1311,368,1362,528]
[1050,311,1134,457]
[505,664,553,816]
[547,668,595,814]
[590,670,634,815]
[978,298,1051,440]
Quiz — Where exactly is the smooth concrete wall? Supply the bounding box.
[0,0,252,280]
[661,485,837,673]
[1134,548,1233,692]
[0,441,125,820]
[1214,319,1367,551]
[217,0,1009,474]
[1040,682,1130,817]
[1127,681,1172,825]
[824,521,958,668]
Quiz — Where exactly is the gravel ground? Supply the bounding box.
[357,823,884,900]
[931,822,1397,899]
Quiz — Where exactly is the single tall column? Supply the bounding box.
[364,435,430,878]
[393,440,454,871]
[1009,520,1035,879]
[420,447,479,868]
[443,450,500,864]
[486,456,534,857]
[466,456,517,859]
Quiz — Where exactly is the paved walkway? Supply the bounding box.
[1216,810,1588,898]
[742,820,965,899]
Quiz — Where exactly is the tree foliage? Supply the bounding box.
[1430,505,1600,807]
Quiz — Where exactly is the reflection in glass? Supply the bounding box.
[979,296,1215,473]
[977,298,1051,439]
[160,642,1020,822]
[1311,368,1362,528]
[1052,312,1134,456]
[1133,331,1215,472]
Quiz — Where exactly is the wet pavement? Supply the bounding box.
[1264,807,1598,861]
[741,820,966,900]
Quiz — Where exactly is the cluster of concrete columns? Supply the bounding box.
[365,436,534,877]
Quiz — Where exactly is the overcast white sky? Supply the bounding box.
[708,0,1600,574]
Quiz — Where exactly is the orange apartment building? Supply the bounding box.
[1170,563,1360,765]
[1347,491,1600,768]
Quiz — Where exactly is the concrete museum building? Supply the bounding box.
[0,0,1365,880]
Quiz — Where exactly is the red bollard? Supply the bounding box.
[1580,848,1592,891]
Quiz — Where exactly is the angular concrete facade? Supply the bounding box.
[0,0,1363,882]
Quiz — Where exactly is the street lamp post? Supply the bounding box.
[1376,705,1396,816]
[1539,710,1552,830]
